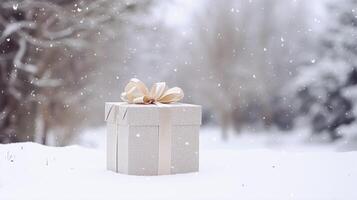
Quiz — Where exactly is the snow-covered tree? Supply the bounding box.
[291,0,357,141]
[0,0,151,144]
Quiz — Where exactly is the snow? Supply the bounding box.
[1,127,357,200]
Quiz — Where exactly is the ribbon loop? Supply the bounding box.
[121,78,184,104]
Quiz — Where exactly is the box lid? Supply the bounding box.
[105,102,202,125]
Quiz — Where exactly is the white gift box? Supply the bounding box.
[105,102,202,176]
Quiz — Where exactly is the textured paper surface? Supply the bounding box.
[106,102,201,175]
[127,126,159,175]
[171,125,199,173]
[106,123,117,172]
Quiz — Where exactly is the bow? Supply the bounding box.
[121,78,184,104]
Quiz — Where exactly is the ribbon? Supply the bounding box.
[121,78,184,104]
[158,105,172,175]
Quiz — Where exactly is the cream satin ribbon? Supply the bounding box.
[121,78,184,104]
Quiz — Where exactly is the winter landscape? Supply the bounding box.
[1,0,357,199]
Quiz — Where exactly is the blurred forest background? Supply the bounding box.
[1,0,357,146]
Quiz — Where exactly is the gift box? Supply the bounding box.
[105,102,201,175]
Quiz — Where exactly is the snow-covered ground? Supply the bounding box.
[1,127,357,200]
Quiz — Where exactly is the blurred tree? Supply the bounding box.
[184,0,310,139]
[291,0,357,141]
[0,0,152,145]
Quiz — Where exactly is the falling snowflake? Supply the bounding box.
[12,3,18,11]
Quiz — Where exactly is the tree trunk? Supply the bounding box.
[35,103,50,145]
[221,111,231,141]
[40,119,49,145]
